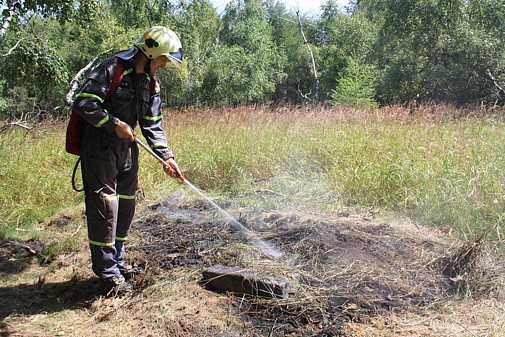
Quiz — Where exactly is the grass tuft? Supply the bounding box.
[1,105,505,244]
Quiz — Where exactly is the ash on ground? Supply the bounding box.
[128,189,504,336]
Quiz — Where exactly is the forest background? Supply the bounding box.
[1,0,505,116]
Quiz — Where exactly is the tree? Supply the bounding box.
[356,0,505,105]
[315,0,376,101]
[331,52,378,108]
[0,17,69,116]
[163,0,221,106]
[0,1,129,117]
[108,0,176,29]
[213,0,285,104]
[1,0,101,29]
[466,0,505,103]
[296,10,319,102]
[265,1,312,103]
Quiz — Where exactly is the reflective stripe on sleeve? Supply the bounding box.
[75,93,104,103]
[95,114,110,127]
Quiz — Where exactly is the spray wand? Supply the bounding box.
[134,137,283,259]
[134,136,185,182]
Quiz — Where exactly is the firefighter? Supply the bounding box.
[72,26,183,296]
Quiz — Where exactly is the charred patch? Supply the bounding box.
[126,191,504,335]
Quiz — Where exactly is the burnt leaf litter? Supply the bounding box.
[1,189,502,336]
[127,189,504,336]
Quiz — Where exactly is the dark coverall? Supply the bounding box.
[72,53,174,279]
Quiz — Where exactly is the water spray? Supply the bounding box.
[134,137,283,259]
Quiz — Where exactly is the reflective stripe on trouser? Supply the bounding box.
[115,195,136,265]
[81,126,138,279]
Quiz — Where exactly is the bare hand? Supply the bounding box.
[164,158,183,179]
[115,120,134,141]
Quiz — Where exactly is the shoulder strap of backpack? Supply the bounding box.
[150,75,158,96]
[105,56,125,100]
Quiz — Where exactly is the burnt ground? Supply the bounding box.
[1,189,503,336]
[125,189,504,336]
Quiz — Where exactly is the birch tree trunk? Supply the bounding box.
[65,49,113,106]
[296,10,319,102]
[0,1,19,39]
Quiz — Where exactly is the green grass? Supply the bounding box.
[1,106,505,243]
[319,119,505,237]
[0,124,84,240]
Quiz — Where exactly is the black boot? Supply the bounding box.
[99,274,133,296]
[118,261,145,280]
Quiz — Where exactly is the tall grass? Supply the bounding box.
[165,105,505,240]
[0,124,84,239]
[1,105,504,241]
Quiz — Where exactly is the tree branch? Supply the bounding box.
[64,48,113,106]
[1,241,40,256]
[0,1,20,39]
[297,83,312,104]
[0,120,32,135]
[487,69,505,94]
[1,38,24,57]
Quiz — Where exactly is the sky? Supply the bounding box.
[209,0,350,16]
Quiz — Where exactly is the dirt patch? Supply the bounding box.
[125,190,503,336]
[0,239,45,274]
[1,190,502,336]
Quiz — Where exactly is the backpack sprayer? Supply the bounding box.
[134,137,283,260]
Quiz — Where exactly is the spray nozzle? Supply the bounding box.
[134,137,185,183]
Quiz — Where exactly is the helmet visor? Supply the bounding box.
[167,48,183,68]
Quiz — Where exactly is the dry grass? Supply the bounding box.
[2,104,505,336]
[342,298,505,336]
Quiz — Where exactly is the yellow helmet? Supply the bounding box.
[134,26,183,69]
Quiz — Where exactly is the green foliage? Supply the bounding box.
[0,19,69,116]
[198,43,283,105]
[0,4,134,117]
[2,0,505,112]
[38,235,79,264]
[331,53,378,108]
[109,0,175,29]
[15,38,68,93]
[265,2,315,102]
[58,5,136,70]
[216,0,286,104]
[163,0,221,105]
[200,45,252,104]
[356,0,505,105]
[317,0,377,100]
[1,0,102,23]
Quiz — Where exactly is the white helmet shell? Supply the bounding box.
[134,26,183,69]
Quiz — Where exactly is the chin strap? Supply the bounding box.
[144,59,151,75]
